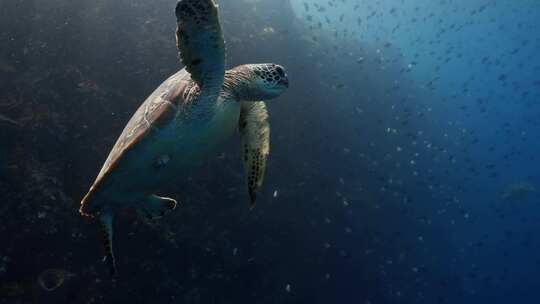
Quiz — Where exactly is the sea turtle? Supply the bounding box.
[79,0,289,276]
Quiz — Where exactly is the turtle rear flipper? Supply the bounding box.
[99,212,117,277]
[137,195,178,221]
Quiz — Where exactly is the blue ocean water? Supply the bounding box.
[0,0,539,303]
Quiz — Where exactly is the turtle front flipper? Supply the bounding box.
[239,101,270,207]
[99,212,117,277]
[136,195,178,221]
[175,0,225,92]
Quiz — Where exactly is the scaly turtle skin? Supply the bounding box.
[80,0,289,276]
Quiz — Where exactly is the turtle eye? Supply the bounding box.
[276,67,284,77]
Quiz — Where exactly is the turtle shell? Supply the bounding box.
[80,69,196,216]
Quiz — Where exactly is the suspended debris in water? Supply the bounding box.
[37,268,68,292]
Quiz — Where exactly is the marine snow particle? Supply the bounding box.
[262,27,275,34]
[285,284,291,293]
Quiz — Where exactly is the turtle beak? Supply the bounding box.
[280,75,289,88]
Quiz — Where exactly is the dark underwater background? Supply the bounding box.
[1,0,540,303]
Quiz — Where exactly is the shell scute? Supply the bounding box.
[80,70,191,213]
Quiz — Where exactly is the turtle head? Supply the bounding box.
[251,63,289,97]
[225,64,289,101]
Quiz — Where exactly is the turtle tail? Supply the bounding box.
[99,212,117,277]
